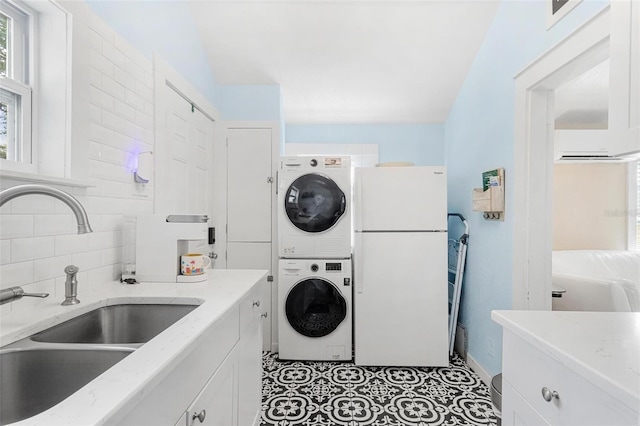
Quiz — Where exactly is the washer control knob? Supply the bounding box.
[311,264,319,272]
[310,159,318,167]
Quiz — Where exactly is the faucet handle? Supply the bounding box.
[0,286,49,305]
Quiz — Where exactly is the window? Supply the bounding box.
[0,0,32,164]
[636,161,639,251]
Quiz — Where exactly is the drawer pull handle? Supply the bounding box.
[541,387,559,402]
[253,300,260,307]
[261,312,268,318]
[192,409,206,423]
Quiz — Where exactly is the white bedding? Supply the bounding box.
[552,250,640,312]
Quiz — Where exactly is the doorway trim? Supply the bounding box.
[512,6,610,310]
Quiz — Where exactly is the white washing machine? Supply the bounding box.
[278,258,352,361]
[278,156,351,259]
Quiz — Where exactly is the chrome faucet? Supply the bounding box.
[1,184,92,305]
[0,184,93,234]
[0,286,49,305]
[62,265,80,305]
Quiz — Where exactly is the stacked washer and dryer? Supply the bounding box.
[277,156,353,361]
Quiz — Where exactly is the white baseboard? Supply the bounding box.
[466,353,493,387]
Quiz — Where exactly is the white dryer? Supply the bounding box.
[278,156,351,259]
[278,258,352,361]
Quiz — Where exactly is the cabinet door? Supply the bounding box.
[237,285,263,426]
[184,360,236,426]
[502,381,551,426]
[227,242,271,351]
[227,128,273,242]
[609,0,640,156]
[156,85,214,214]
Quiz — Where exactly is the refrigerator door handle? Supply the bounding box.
[355,234,364,294]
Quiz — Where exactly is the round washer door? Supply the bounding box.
[284,174,346,233]
[285,278,347,338]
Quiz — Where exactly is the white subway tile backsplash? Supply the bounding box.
[101,74,126,102]
[101,247,121,266]
[89,67,102,88]
[34,214,74,236]
[89,104,102,124]
[115,98,137,121]
[89,122,115,145]
[99,181,134,199]
[90,85,116,112]
[100,215,123,232]
[125,58,145,84]
[0,261,34,288]
[0,215,33,239]
[88,230,122,251]
[11,237,55,262]
[71,250,102,271]
[135,79,153,102]
[1,14,158,293]
[136,110,153,130]
[55,234,89,256]
[89,28,103,51]
[125,89,144,111]
[102,42,126,70]
[95,144,127,166]
[88,264,120,285]
[89,15,115,45]
[34,255,73,282]
[102,109,128,135]
[114,65,137,92]
[1,240,11,265]
[9,195,55,214]
[88,159,129,182]
[90,49,115,79]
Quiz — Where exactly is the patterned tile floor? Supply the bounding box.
[261,352,498,426]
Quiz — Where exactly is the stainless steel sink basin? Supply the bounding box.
[0,348,132,425]
[31,304,198,344]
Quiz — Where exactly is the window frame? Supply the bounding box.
[0,0,35,172]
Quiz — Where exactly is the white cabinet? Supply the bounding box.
[237,283,263,426]
[118,282,263,426]
[609,0,640,156]
[501,330,638,426]
[178,360,235,426]
[225,123,280,352]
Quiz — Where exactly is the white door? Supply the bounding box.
[156,86,214,214]
[227,128,272,242]
[354,231,449,366]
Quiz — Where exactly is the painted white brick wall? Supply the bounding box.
[0,11,154,314]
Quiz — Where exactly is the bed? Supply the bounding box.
[551,250,640,312]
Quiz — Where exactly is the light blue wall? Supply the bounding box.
[286,124,445,165]
[445,0,609,376]
[217,85,282,122]
[84,0,281,122]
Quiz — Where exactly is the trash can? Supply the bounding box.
[491,373,502,426]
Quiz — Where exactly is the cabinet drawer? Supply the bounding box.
[503,332,637,426]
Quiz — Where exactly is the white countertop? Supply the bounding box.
[0,269,267,425]
[492,310,640,412]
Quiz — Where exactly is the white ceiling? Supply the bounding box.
[187,1,501,124]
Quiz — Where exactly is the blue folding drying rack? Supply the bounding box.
[447,213,469,357]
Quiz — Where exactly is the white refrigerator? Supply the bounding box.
[353,166,449,366]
